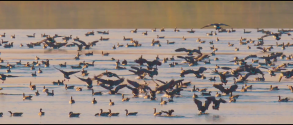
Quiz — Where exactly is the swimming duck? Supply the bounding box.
[157,35,165,39]
[117,43,124,47]
[69,96,75,104]
[69,112,80,117]
[96,109,110,116]
[38,68,42,73]
[142,31,148,35]
[207,31,213,36]
[27,33,35,38]
[187,29,195,33]
[244,84,252,89]
[29,81,36,90]
[167,40,175,44]
[122,59,127,65]
[108,109,119,116]
[46,90,54,96]
[122,94,130,101]
[109,99,115,106]
[31,65,35,70]
[216,37,219,41]
[125,109,138,116]
[153,108,162,116]
[43,86,48,92]
[38,108,45,116]
[23,93,33,100]
[160,97,168,105]
[76,87,82,91]
[102,51,109,56]
[244,29,251,33]
[247,46,251,49]
[270,85,279,91]
[32,71,37,76]
[8,111,23,117]
[278,96,288,102]
[130,28,137,33]
[196,88,207,92]
[65,84,74,90]
[228,42,234,47]
[182,36,186,40]
[92,89,102,95]
[209,76,216,81]
[92,98,97,104]
[35,90,40,96]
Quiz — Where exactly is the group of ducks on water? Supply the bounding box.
[1,23,293,118]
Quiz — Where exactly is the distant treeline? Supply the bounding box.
[0,1,292,29]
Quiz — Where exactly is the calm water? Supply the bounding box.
[0,29,293,124]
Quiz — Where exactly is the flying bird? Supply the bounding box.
[201,23,231,30]
[53,66,80,80]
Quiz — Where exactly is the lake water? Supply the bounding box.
[0,28,292,124]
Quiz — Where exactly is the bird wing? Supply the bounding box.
[95,77,109,84]
[126,79,140,88]
[205,96,216,103]
[107,72,120,79]
[218,23,230,27]
[155,79,166,84]
[204,99,212,110]
[193,98,203,110]
[95,73,104,78]
[256,47,264,50]
[198,67,207,74]
[114,84,127,93]
[112,78,125,86]
[99,84,113,91]
[213,83,227,93]
[44,41,54,47]
[278,73,284,82]
[242,73,251,80]
[53,66,67,75]
[75,76,88,82]
[6,75,19,77]
[38,39,48,44]
[131,66,140,71]
[221,67,232,70]
[229,84,238,92]
[77,40,87,46]
[126,85,135,91]
[73,42,82,47]
[201,24,212,29]
[67,70,81,76]
[261,34,271,38]
[90,40,99,45]
[175,48,188,52]
[191,49,202,54]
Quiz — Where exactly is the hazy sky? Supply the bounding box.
[0,1,292,29]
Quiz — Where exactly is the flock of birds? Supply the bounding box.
[1,23,293,119]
